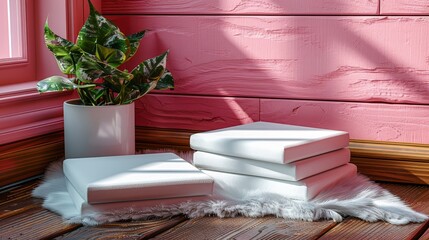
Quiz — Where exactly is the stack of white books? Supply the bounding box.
[190,121,357,201]
[64,153,214,215]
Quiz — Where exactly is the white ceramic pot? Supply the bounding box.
[64,99,135,159]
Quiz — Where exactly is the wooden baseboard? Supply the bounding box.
[0,131,64,188]
[349,140,429,184]
[1,127,428,187]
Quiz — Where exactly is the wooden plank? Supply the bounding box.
[381,0,429,15]
[0,207,81,240]
[420,227,429,240]
[0,131,64,187]
[319,183,429,240]
[352,157,429,184]
[260,99,429,144]
[108,16,429,104]
[0,197,41,220]
[135,94,259,130]
[350,140,429,163]
[135,126,194,151]
[102,0,378,15]
[56,216,188,240]
[0,180,81,239]
[0,181,41,219]
[152,217,336,240]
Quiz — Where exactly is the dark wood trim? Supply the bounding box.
[136,126,429,185]
[2,127,429,187]
[349,140,429,184]
[350,140,429,163]
[0,131,64,187]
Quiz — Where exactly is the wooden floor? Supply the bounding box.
[1,180,428,240]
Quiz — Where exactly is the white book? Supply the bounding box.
[66,179,210,215]
[193,148,350,181]
[190,121,349,164]
[63,153,214,204]
[202,163,357,201]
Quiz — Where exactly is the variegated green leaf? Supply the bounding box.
[77,88,107,106]
[155,69,174,90]
[44,22,83,74]
[75,53,133,84]
[95,44,126,67]
[77,0,129,65]
[37,76,96,93]
[40,0,174,106]
[126,51,169,102]
[127,30,146,59]
[37,76,76,92]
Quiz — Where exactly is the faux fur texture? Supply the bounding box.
[32,151,428,226]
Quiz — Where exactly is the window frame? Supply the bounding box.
[0,0,102,145]
[0,0,27,64]
[0,0,34,86]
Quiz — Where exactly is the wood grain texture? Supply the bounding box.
[107,15,429,104]
[350,140,429,184]
[0,181,81,240]
[420,227,429,240]
[0,181,41,220]
[152,217,336,240]
[0,207,81,240]
[56,216,187,240]
[260,98,429,144]
[381,0,429,15]
[319,183,429,240]
[352,157,429,184]
[136,127,194,151]
[350,140,429,163]
[319,218,425,240]
[135,94,259,130]
[0,170,428,239]
[0,131,64,187]
[102,0,378,15]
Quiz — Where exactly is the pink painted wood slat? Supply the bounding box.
[0,86,73,145]
[108,16,429,104]
[380,0,429,15]
[35,0,68,80]
[102,0,378,15]
[260,98,429,144]
[135,94,259,130]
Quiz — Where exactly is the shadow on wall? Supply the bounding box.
[105,0,429,140]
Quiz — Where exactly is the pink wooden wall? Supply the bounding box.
[102,1,429,144]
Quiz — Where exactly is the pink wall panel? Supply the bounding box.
[381,0,429,15]
[35,0,68,80]
[135,94,259,130]
[102,0,378,15]
[0,89,72,145]
[260,99,429,144]
[108,15,429,104]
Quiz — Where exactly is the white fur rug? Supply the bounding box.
[32,152,428,226]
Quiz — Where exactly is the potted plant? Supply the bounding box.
[37,0,174,159]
